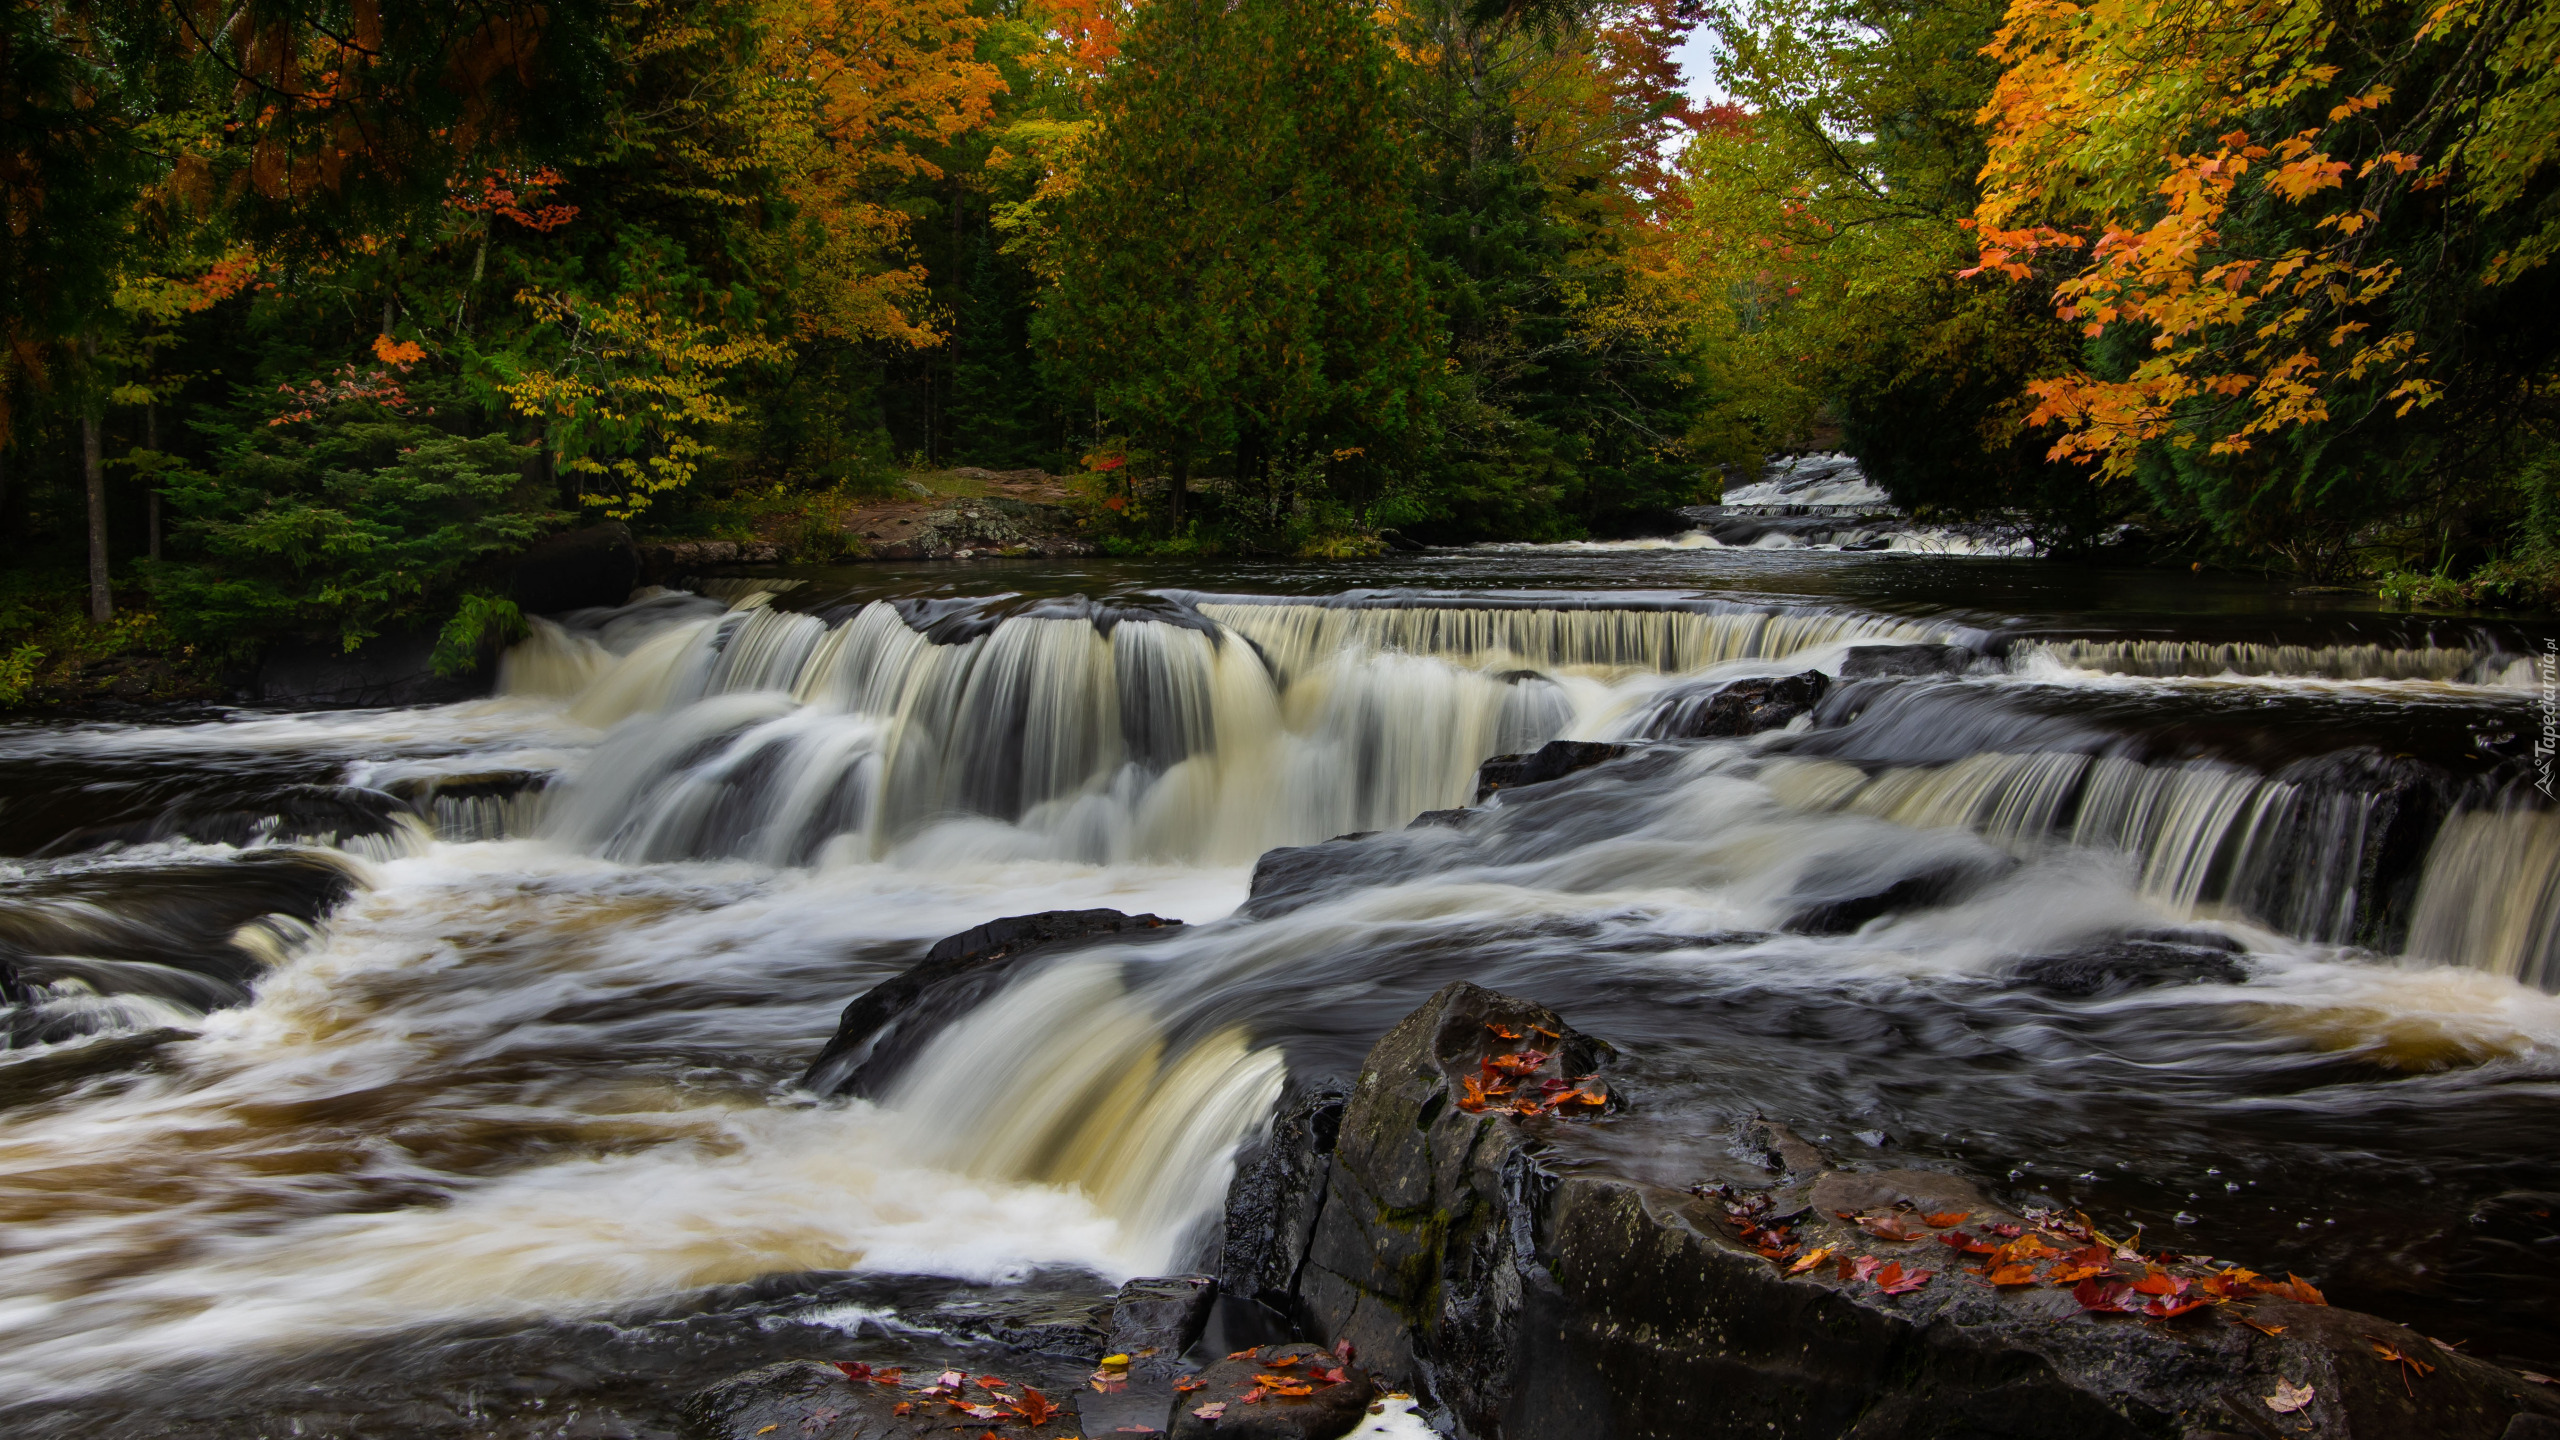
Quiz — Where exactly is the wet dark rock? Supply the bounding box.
[1782,851,2017,934]
[511,522,638,615]
[1082,1275,1223,1434]
[1232,981,2560,1440]
[1165,1342,1379,1440]
[802,909,1185,1097]
[1838,642,1974,678]
[32,782,410,857]
[1406,808,1477,830]
[1219,1080,1352,1314]
[1473,740,1635,803]
[248,629,489,708]
[1644,670,1830,740]
[1110,1275,1219,1377]
[2014,939,2250,996]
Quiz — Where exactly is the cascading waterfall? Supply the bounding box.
[2406,807,2560,988]
[514,594,1974,866]
[1757,751,2397,944]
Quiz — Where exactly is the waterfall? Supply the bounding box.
[510,593,1971,866]
[495,589,2542,957]
[2406,807,2560,989]
[1757,751,2390,945]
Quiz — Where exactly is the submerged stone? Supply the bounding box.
[1643,669,1830,740]
[2013,938,2250,996]
[1838,642,1974,678]
[1473,740,1635,803]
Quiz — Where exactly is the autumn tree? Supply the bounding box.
[1967,0,2560,576]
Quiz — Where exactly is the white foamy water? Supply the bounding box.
[0,840,1244,1401]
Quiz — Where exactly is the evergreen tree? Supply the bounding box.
[947,228,1047,467]
[1036,0,1435,527]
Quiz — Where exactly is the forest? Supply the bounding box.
[1,0,2555,702]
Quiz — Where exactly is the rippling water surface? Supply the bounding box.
[3,546,2556,1436]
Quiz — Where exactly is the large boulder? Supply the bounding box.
[801,909,1185,1097]
[512,522,639,615]
[1644,670,1830,740]
[1232,981,2560,1439]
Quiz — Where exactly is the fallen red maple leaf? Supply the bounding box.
[1856,1213,1927,1242]
[1875,1262,1934,1295]
[2074,1278,2138,1313]
[1008,1386,1060,1425]
[1922,1211,1971,1228]
[2252,1274,2328,1306]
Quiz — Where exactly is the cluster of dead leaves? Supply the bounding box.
[1454,1023,1608,1119]
[1189,1341,1358,1423]
[1699,1187,1942,1297]
[828,1363,1062,1431]
[1836,1204,2330,1323]
[1698,1189,2337,1327]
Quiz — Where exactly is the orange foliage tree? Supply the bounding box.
[1967,0,2560,491]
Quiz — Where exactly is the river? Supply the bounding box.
[1,545,2555,1436]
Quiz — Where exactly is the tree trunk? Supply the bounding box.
[1167,451,1189,530]
[146,403,161,561]
[81,406,112,623]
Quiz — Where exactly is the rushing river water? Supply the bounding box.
[3,546,2557,1436]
